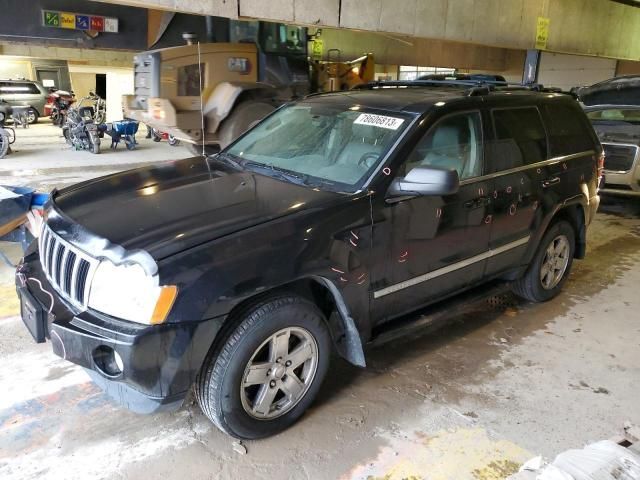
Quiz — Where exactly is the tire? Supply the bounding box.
[90,138,100,154]
[27,108,38,124]
[217,101,275,149]
[0,131,9,158]
[168,135,180,146]
[195,295,331,439]
[511,220,575,303]
[151,129,162,142]
[186,142,219,156]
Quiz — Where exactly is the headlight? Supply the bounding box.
[88,260,177,325]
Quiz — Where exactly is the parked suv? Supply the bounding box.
[585,105,640,197]
[16,82,601,439]
[0,79,48,124]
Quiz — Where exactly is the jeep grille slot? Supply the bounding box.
[38,223,98,310]
[602,144,638,172]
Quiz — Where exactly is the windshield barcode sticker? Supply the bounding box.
[354,113,404,130]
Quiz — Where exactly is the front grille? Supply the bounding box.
[602,143,639,172]
[38,223,99,309]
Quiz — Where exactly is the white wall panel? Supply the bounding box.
[538,52,616,91]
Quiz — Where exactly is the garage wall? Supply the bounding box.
[616,60,640,76]
[0,58,32,80]
[70,73,97,99]
[105,71,133,122]
[315,28,526,74]
[537,52,617,91]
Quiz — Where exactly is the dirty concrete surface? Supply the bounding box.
[1,124,639,479]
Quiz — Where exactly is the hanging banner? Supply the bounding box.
[41,10,119,33]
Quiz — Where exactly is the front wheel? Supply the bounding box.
[511,220,575,302]
[195,295,331,439]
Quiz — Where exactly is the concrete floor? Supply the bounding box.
[1,123,639,480]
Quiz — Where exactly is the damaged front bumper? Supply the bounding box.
[15,248,222,414]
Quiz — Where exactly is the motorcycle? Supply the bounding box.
[88,91,106,124]
[62,96,101,154]
[48,89,75,127]
[0,100,16,158]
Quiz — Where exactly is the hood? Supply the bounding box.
[591,123,640,146]
[52,156,343,259]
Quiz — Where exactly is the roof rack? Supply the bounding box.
[352,80,576,97]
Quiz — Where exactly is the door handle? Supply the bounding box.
[464,196,490,209]
[542,177,560,188]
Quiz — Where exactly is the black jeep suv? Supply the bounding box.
[16,82,601,439]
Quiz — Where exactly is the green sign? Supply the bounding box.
[43,11,60,27]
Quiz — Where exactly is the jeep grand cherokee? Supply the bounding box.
[16,82,601,439]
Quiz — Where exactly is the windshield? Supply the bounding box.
[586,108,640,124]
[225,103,411,192]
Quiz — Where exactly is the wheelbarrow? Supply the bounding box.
[104,120,139,150]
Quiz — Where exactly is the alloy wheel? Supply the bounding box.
[240,327,318,420]
[540,234,570,290]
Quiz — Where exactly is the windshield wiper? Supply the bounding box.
[242,161,309,186]
[213,152,244,170]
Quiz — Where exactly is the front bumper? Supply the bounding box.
[16,249,223,414]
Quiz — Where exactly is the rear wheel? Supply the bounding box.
[27,108,38,124]
[89,138,100,154]
[511,220,575,302]
[195,295,331,439]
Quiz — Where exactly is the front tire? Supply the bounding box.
[195,295,331,439]
[511,220,575,302]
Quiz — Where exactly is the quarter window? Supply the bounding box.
[545,104,595,156]
[490,107,548,171]
[403,111,483,180]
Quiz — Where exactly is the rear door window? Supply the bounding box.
[489,107,548,172]
[544,103,595,156]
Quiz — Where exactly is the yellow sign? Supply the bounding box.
[535,17,550,50]
[311,39,323,60]
[60,12,76,29]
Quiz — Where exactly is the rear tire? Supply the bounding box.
[195,295,331,439]
[90,139,100,154]
[511,220,575,302]
[27,108,38,124]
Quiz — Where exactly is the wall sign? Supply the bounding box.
[42,10,119,33]
[535,17,550,50]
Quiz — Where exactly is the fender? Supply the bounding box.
[310,276,366,367]
[521,191,589,266]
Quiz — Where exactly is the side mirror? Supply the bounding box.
[388,166,460,197]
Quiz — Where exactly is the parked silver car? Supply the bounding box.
[0,79,48,124]
[585,105,640,197]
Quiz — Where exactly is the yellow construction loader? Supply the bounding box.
[124,21,373,154]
